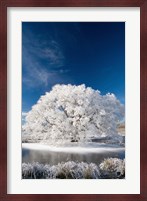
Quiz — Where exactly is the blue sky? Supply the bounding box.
[22,22,125,113]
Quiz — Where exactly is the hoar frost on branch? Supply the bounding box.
[22,84,124,144]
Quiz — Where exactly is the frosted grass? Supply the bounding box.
[22,158,125,179]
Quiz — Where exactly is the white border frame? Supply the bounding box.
[7,7,140,194]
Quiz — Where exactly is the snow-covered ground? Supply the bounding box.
[22,159,125,179]
[22,142,125,179]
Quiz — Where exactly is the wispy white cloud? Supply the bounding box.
[22,35,69,88]
[22,55,50,87]
[22,112,28,116]
[40,40,65,66]
[59,69,70,73]
[22,63,61,88]
[23,35,65,67]
[22,112,28,124]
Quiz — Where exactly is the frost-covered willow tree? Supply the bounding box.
[22,84,124,144]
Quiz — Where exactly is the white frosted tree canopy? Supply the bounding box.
[23,84,124,144]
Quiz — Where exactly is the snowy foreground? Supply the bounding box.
[22,159,125,179]
[22,143,125,179]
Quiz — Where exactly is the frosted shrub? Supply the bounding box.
[22,84,124,144]
[22,159,125,179]
[22,161,100,179]
[99,158,125,179]
[22,162,46,179]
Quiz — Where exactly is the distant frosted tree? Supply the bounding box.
[22,84,124,144]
